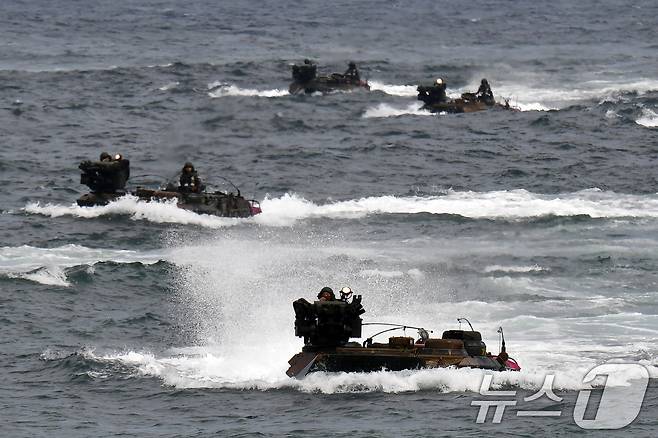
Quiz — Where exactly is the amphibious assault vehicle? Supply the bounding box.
[286,290,520,378]
[77,156,261,217]
[289,61,370,94]
[417,83,518,114]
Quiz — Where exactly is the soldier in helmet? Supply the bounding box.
[344,61,360,82]
[317,286,335,301]
[293,58,317,83]
[302,58,317,77]
[475,78,494,105]
[417,77,448,105]
[79,152,130,193]
[179,162,203,193]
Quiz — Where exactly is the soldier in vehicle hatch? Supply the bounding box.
[475,78,494,105]
[417,78,448,106]
[179,162,203,193]
[79,152,130,193]
[317,286,335,301]
[344,61,360,82]
[292,59,317,83]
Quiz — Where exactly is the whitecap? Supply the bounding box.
[256,189,658,224]
[207,82,288,98]
[158,81,179,91]
[362,102,431,118]
[23,189,658,229]
[0,243,164,286]
[9,266,71,287]
[484,265,549,274]
[636,108,658,128]
[367,81,418,97]
[89,347,658,393]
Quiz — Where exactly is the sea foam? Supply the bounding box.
[207,82,288,98]
[0,244,164,286]
[23,189,658,229]
[636,108,658,128]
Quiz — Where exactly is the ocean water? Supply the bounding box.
[1,0,658,436]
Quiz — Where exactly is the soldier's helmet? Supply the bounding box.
[339,286,353,299]
[317,286,335,300]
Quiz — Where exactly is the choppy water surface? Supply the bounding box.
[1,0,658,436]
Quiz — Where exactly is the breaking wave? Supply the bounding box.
[23,189,658,229]
[158,81,179,91]
[367,81,418,97]
[363,102,431,118]
[259,189,658,223]
[0,244,164,286]
[80,346,657,394]
[12,265,72,287]
[483,265,549,274]
[207,81,288,98]
[636,108,658,128]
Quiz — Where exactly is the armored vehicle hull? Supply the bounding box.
[422,99,517,114]
[287,295,520,378]
[421,91,519,114]
[289,74,370,94]
[76,192,124,207]
[76,189,261,217]
[287,337,519,378]
[133,188,261,217]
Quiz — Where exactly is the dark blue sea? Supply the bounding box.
[1,0,658,436]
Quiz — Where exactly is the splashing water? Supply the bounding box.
[207,82,289,98]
